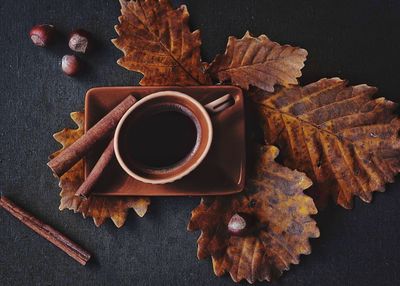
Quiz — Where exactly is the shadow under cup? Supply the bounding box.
[114,92,213,184]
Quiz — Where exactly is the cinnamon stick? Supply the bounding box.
[0,195,91,265]
[47,95,137,177]
[75,138,115,199]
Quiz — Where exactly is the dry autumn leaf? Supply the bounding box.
[208,31,307,92]
[188,146,319,283]
[112,0,211,86]
[49,112,150,228]
[255,78,400,209]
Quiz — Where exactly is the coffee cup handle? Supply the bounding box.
[204,94,234,114]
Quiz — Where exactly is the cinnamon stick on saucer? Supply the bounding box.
[48,95,137,177]
[0,195,91,265]
[75,138,115,199]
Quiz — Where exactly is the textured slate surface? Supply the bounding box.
[1,0,400,285]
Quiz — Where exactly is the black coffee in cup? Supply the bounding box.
[119,104,199,170]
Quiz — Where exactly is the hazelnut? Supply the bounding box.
[228,213,250,236]
[29,24,56,47]
[61,55,80,76]
[68,29,92,53]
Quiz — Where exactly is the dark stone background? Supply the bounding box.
[1,0,400,285]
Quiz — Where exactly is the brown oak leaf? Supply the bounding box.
[49,112,150,228]
[207,31,307,92]
[188,146,319,283]
[112,0,211,86]
[255,78,400,209]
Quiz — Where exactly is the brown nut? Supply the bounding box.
[68,29,92,53]
[228,213,252,236]
[29,24,56,47]
[61,55,81,76]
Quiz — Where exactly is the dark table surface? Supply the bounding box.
[1,0,400,285]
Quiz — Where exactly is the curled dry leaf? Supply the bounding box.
[49,112,150,228]
[112,0,211,86]
[188,146,319,283]
[255,78,400,209]
[208,31,307,92]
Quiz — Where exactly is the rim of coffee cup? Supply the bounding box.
[114,91,213,184]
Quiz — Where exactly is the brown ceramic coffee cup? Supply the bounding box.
[114,91,231,184]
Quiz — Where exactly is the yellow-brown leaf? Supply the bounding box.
[208,31,307,92]
[188,146,319,283]
[112,0,211,86]
[49,112,150,228]
[256,78,400,209]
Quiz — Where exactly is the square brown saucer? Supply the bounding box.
[85,86,245,196]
